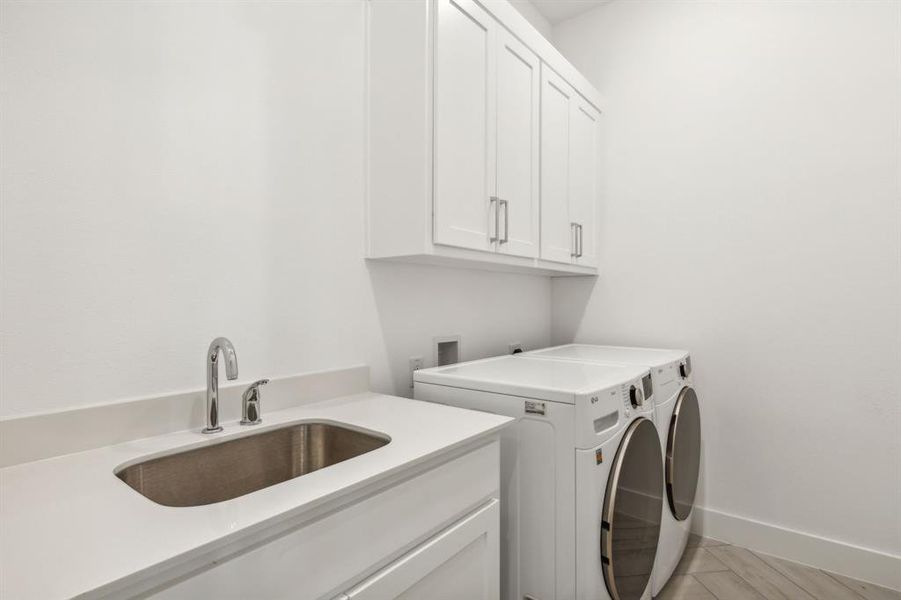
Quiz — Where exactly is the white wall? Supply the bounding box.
[552,0,901,563]
[0,0,551,417]
[506,0,553,40]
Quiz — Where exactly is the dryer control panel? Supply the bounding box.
[651,355,693,407]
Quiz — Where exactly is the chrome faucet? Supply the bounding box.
[203,337,239,434]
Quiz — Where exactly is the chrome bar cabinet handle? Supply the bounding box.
[489,196,500,243]
[571,222,579,257]
[577,223,583,257]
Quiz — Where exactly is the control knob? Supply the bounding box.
[629,385,643,408]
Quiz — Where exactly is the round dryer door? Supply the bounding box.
[666,386,701,521]
[600,417,664,600]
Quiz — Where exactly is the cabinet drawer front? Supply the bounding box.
[150,442,500,600]
[344,499,499,600]
[433,0,497,252]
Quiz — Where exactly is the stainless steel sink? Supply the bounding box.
[115,422,390,507]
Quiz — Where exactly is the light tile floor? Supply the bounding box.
[655,535,901,600]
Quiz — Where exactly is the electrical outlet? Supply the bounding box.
[409,356,424,389]
[508,342,524,354]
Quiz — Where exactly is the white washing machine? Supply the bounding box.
[414,355,664,600]
[525,345,701,597]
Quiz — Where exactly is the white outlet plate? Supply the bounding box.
[409,356,423,389]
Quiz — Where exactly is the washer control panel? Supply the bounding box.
[617,376,655,421]
[575,369,654,448]
[641,372,654,402]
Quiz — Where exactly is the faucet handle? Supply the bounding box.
[244,378,270,394]
[241,379,269,426]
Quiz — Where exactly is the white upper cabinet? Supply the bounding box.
[569,95,600,267]
[435,0,539,259]
[540,68,601,267]
[433,0,496,252]
[496,28,540,259]
[540,67,575,264]
[367,0,603,276]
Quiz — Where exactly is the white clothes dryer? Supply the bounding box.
[526,345,701,596]
[414,355,664,600]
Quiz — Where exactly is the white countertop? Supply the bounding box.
[0,392,511,600]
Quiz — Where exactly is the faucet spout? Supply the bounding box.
[204,337,238,434]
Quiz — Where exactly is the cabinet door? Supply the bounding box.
[539,67,575,263]
[495,28,539,258]
[345,500,500,600]
[433,0,497,252]
[569,95,600,267]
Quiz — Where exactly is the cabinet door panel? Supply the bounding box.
[433,0,496,252]
[345,500,500,600]
[496,29,539,258]
[569,97,600,267]
[540,67,575,263]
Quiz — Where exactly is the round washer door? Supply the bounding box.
[600,417,664,600]
[666,386,701,521]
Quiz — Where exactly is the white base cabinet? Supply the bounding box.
[340,500,499,600]
[367,0,603,277]
[149,442,500,600]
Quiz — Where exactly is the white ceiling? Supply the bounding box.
[529,0,610,24]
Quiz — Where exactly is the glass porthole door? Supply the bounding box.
[666,387,701,521]
[600,417,664,600]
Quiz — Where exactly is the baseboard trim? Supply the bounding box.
[692,505,901,592]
